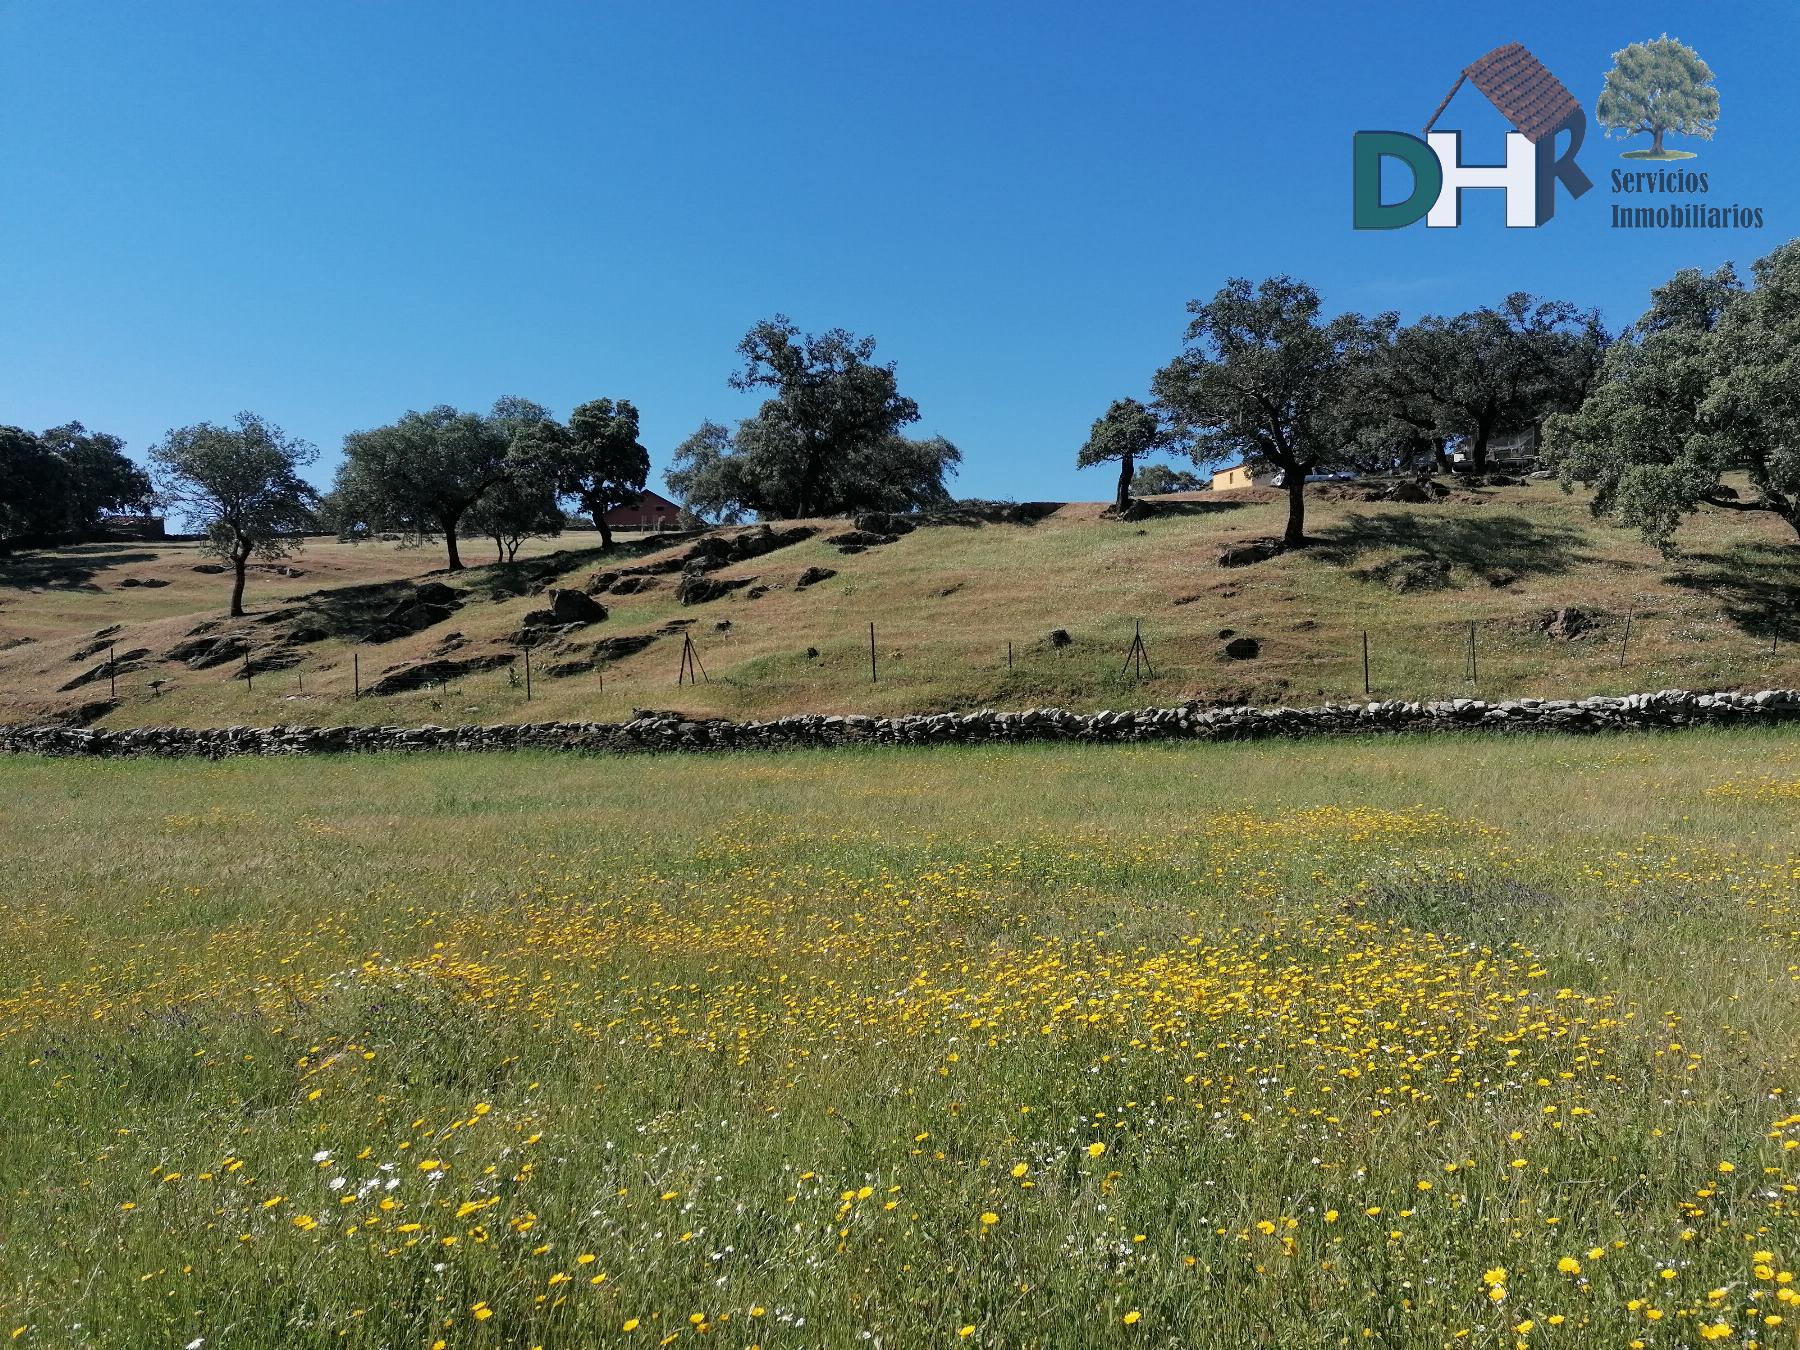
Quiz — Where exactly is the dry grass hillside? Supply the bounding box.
[3,478,1798,730]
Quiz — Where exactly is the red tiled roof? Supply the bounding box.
[1461,42,1582,143]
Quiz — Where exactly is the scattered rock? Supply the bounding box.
[715,619,732,632]
[676,572,750,605]
[934,583,964,598]
[547,588,608,625]
[1540,607,1602,641]
[509,622,580,648]
[166,634,250,669]
[1223,637,1261,660]
[363,654,515,696]
[235,645,303,679]
[363,584,466,643]
[795,566,837,590]
[805,647,820,659]
[1047,629,1073,648]
[1219,538,1287,568]
[1217,628,1236,639]
[542,633,659,677]
[116,577,169,588]
[1370,478,1450,504]
[57,698,118,727]
[607,575,659,595]
[679,525,816,575]
[191,563,227,574]
[853,512,916,536]
[746,586,769,599]
[1484,569,1520,588]
[59,648,151,691]
[830,529,900,549]
[913,500,1062,527]
[69,637,118,662]
[1359,553,1453,593]
[836,544,868,555]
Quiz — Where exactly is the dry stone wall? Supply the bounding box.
[2,689,1798,759]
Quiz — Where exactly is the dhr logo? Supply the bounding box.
[1354,42,1593,229]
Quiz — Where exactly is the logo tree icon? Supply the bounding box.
[1596,35,1718,159]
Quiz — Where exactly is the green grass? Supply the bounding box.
[1621,149,1700,161]
[5,480,1800,731]
[5,731,1800,1345]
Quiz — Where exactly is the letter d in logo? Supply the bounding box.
[1353,132,1443,230]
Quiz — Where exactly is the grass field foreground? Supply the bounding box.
[4,731,1800,1346]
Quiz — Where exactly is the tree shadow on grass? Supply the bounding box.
[1667,543,1800,640]
[0,545,162,592]
[1310,512,1589,583]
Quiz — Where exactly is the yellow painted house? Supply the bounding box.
[1210,462,1279,491]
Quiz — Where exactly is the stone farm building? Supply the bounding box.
[603,489,683,532]
[98,514,166,540]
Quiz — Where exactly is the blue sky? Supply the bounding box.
[2,2,1792,505]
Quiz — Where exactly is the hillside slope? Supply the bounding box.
[2,479,1797,730]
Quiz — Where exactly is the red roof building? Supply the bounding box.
[603,489,682,530]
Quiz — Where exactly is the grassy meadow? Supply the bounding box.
[4,480,1800,731]
[5,729,1800,1346]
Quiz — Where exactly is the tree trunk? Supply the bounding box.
[493,537,505,564]
[1471,430,1489,472]
[442,518,464,571]
[1770,498,1800,543]
[1652,125,1665,155]
[1115,453,1134,515]
[229,554,248,618]
[1433,438,1452,474]
[1283,475,1307,547]
[592,508,615,552]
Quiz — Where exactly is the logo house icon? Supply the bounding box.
[1355,42,1594,229]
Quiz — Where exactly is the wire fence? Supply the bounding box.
[66,594,1800,721]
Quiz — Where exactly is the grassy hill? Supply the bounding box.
[3,477,1798,730]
